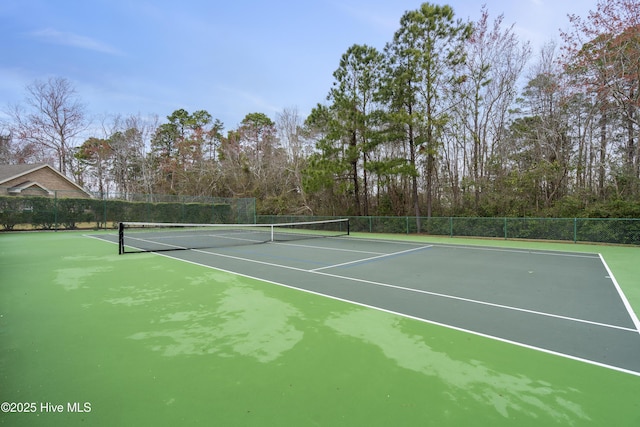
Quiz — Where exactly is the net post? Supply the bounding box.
[270,224,275,242]
[118,222,124,255]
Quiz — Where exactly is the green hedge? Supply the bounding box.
[0,196,239,230]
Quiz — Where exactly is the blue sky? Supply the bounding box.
[1,0,598,132]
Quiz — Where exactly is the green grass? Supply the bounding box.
[1,231,639,426]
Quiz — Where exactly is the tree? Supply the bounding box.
[276,107,313,214]
[507,43,574,212]
[383,3,472,224]
[235,112,286,209]
[302,104,352,215]
[217,112,292,211]
[451,7,531,211]
[150,108,216,194]
[8,77,87,175]
[71,113,158,198]
[327,44,385,215]
[74,137,112,197]
[561,0,640,194]
[109,126,146,197]
[0,126,19,164]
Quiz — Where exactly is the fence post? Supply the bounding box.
[449,217,453,237]
[504,217,508,240]
[54,191,58,231]
[574,218,577,243]
[146,194,151,222]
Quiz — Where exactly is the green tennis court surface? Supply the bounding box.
[2,230,640,426]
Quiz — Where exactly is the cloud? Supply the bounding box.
[28,28,124,56]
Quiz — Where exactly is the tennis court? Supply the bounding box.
[102,220,640,376]
[2,225,640,426]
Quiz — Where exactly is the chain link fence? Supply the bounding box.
[2,193,638,245]
[258,215,640,246]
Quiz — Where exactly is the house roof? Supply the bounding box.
[0,163,92,197]
[8,181,54,196]
[0,163,47,184]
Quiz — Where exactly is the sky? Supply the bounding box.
[0,0,599,133]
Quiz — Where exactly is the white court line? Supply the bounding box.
[310,268,638,333]
[85,234,640,376]
[93,233,628,333]
[152,247,640,377]
[189,247,636,333]
[599,253,640,335]
[346,236,602,258]
[311,245,433,271]
[125,235,188,250]
[274,241,386,255]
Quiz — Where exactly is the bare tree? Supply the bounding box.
[277,107,314,214]
[451,7,531,211]
[0,124,15,163]
[8,77,87,175]
[561,0,640,190]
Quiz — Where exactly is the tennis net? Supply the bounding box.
[118,218,350,254]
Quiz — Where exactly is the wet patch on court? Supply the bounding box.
[326,308,591,423]
[54,266,113,291]
[128,284,304,363]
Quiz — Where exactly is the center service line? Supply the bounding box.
[311,245,433,272]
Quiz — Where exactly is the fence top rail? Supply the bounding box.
[259,215,640,221]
